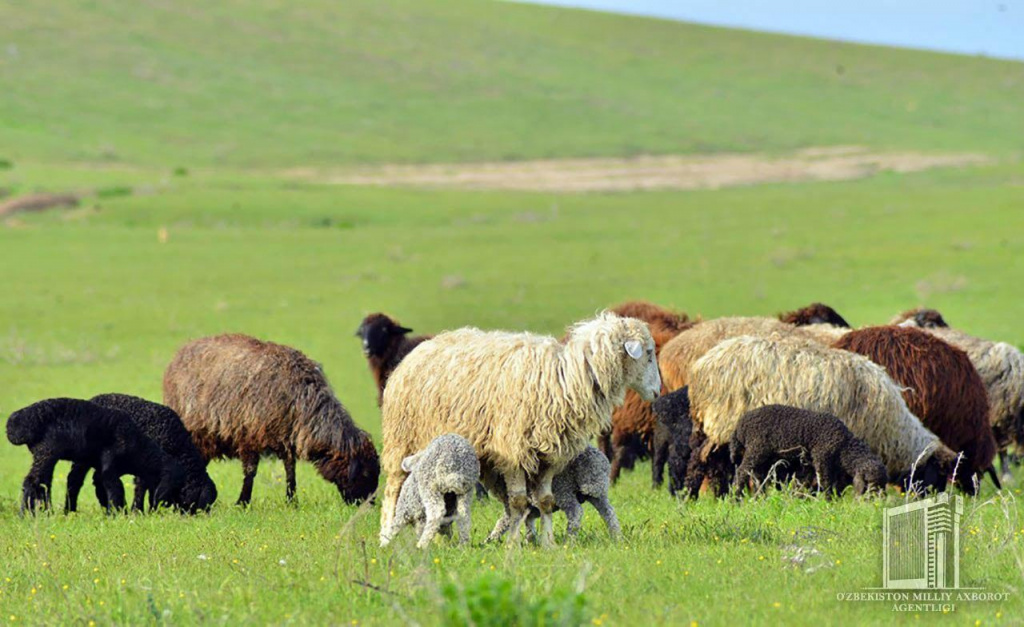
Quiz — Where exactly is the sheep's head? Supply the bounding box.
[894,308,949,329]
[610,318,661,402]
[355,313,412,358]
[315,436,380,504]
[852,460,888,496]
[179,475,218,514]
[898,447,956,495]
[779,303,850,328]
[652,386,690,428]
[153,461,187,508]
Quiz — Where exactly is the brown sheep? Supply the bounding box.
[892,308,949,329]
[163,334,380,505]
[779,303,851,328]
[355,313,433,405]
[601,301,697,486]
[833,326,998,493]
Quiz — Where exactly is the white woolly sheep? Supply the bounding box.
[379,434,480,549]
[688,335,958,494]
[486,446,621,543]
[379,312,660,548]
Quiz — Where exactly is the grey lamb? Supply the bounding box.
[729,405,888,496]
[379,433,480,549]
[486,446,621,542]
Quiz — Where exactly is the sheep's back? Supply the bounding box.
[690,335,940,474]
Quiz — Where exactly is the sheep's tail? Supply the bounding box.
[5,403,51,446]
[986,466,1003,490]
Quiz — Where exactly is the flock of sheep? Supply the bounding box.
[5,301,1022,550]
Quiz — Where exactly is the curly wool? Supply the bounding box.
[659,317,841,393]
[689,334,950,476]
[833,326,995,481]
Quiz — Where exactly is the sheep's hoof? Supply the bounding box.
[509,494,528,510]
[537,494,556,514]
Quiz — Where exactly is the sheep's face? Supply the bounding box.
[317,438,381,504]
[853,462,888,496]
[355,313,411,358]
[179,476,218,514]
[624,335,661,402]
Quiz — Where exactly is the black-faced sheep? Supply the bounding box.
[485,446,620,543]
[6,398,185,514]
[163,334,379,506]
[778,303,851,328]
[729,405,887,496]
[355,313,432,405]
[893,308,1024,475]
[687,335,958,497]
[379,434,480,549]
[84,394,217,513]
[833,326,998,493]
[601,301,696,487]
[380,312,660,547]
[651,387,692,496]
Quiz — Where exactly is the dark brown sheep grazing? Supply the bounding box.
[729,405,887,496]
[163,334,379,505]
[833,326,997,493]
[602,301,697,486]
[779,303,851,328]
[355,313,433,405]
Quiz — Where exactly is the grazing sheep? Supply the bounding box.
[83,394,217,513]
[602,301,696,486]
[779,303,851,328]
[380,312,660,547]
[893,309,1024,472]
[379,434,480,549]
[688,335,958,496]
[355,313,433,405]
[486,446,621,542]
[892,308,949,329]
[833,326,998,493]
[729,405,887,496]
[651,387,693,496]
[659,317,839,393]
[6,398,185,514]
[163,334,379,506]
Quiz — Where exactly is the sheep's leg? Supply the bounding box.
[236,451,259,506]
[416,493,447,549]
[99,452,127,512]
[21,455,57,515]
[380,474,404,532]
[132,476,149,512]
[379,510,411,548]
[652,438,668,489]
[588,496,621,540]
[534,467,558,549]
[609,445,627,484]
[455,494,472,545]
[283,449,297,502]
[91,469,110,510]
[65,463,90,514]
[683,452,706,499]
[525,508,540,543]
[486,500,518,543]
[503,468,530,545]
[562,498,584,539]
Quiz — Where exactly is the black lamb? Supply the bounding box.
[86,394,217,513]
[651,386,693,496]
[729,405,887,496]
[6,398,185,514]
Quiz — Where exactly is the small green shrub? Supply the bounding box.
[441,573,588,627]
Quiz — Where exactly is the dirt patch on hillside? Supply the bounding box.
[0,193,80,217]
[285,147,992,192]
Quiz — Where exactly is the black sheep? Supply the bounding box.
[651,387,693,496]
[729,405,887,496]
[355,313,432,406]
[6,398,185,514]
[85,394,217,513]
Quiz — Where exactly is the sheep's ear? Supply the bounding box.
[395,325,413,335]
[401,453,421,473]
[624,340,643,360]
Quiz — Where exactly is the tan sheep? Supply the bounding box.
[689,334,958,492]
[379,312,660,547]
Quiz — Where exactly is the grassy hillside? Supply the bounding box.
[1,0,1022,168]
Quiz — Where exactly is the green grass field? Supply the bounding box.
[2,1,1023,624]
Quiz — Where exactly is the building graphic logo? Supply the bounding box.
[882,493,964,589]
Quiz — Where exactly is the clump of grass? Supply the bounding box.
[95,186,133,199]
[441,573,588,627]
[0,158,13,170]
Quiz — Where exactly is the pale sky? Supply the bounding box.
[519,0,1024,61]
